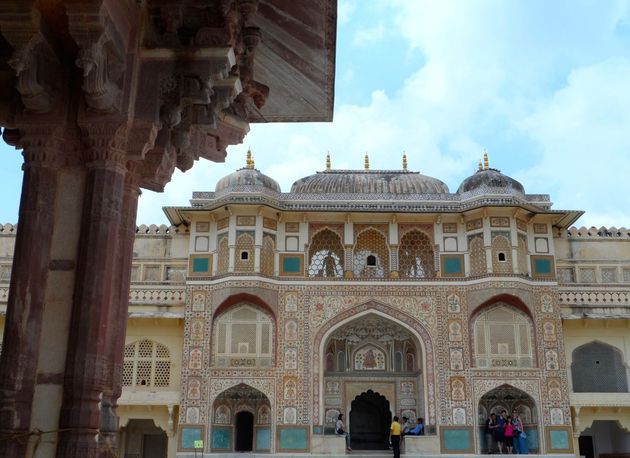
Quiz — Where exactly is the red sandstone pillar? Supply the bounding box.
[99,162,141,451]
[0,129,62,457]
[57,141,128,458]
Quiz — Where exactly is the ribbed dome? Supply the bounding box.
[457,168,525,195]
[215,167,281,193]
[290,170,450,194]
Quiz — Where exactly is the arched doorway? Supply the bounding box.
[350,390,391,450]
[580,420,630,457]
[235,411,254,451]
[212,384,271,452]
[478,384,539,453]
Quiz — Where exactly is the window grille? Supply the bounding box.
[261,234,275,276]
[235,233,255,272]
[353,228,389,278]
[579,267,596,283]
[214,305,273,366]
[217,235,229,274]
[623,268,630,283]
[122,339,171,388]
[469,235,487,275]
[601,268,617,283]
[308,228,344,277]
[473,304,534,368]
[571,342,628,392]
[557,267,575,283]
[398,230,435,278]
[491,235,512,273]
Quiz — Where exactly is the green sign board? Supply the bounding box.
[194,440,204,449]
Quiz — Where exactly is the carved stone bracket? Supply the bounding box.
[0,2,60,113]
[66,2,126,113]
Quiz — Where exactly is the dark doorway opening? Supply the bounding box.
[235,411,254,451]
[578,436,595,458]
[350,389,391,450]
[143,433,167,458]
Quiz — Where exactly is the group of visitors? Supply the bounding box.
[335,414,424,456]
[484,409,529,454]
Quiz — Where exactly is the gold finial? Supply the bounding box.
[483,150,489,170]
[364,152,369,170]
[402,152,408,171]
[246,148,255,169]
[326,152,331,171]
[478,159,483,171]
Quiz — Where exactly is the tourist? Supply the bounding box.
[512,411,528,454]
[409,417,424,435]
[504,415,514,454]
[336,413,352,452]
[495,410,507,454]
[389,415,402,458]
[485,413,497,453]
[401,416,410,435]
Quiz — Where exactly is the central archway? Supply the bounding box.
[350,390,391,450]
[478,384,539,453]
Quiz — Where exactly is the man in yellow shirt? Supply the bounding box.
[390,415,402,458]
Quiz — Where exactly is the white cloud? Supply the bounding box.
[351,23,386,47]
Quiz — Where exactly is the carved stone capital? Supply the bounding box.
[80,122,128,170]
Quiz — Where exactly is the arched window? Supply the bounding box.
[235,233,255,272]
[469,234,487,276]
[308,228,344,277]
[398,230,435,278]
[353,228,389,278]
[215,304,273,367]
[473,303,534,368]
[261,234,275,276]
[572,342,628,392]
[217,235,229,274]
[123,339,171,388]
[491,234,513,273]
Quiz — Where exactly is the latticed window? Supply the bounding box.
[579,267,596,283]
[215,305,273,365]
[398,230,435,278]
[572,342,628,392]
[491,235,513,273]
[308,228,344,277]
[557,267,575,283]
[473,304,534,368]
[353,228,389,278]
[623,268,630,283]
[601,268,617,283]
[517,233,528,275]
[235,233,255,272]
[261,234,275,276]
[217,235,229,274]
[122,339,171,388]
[469,235,487,276]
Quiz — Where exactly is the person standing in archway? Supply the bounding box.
[389,416,402,458]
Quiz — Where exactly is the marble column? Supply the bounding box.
[0,128,62,457]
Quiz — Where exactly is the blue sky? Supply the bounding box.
[1,0,630,226]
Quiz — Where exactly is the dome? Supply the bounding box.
[215,167,281,193]
[215,150,281,193]
[290,170,450,194]
[457,168,525,195]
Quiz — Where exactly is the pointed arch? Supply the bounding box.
[313,301,436,426]
[571,341,628,392]
[308,227,344,277]
[398,229,435,278]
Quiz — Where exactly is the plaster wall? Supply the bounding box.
[555,237,630,262]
